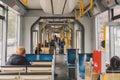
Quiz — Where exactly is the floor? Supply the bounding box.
[55,54,70,80]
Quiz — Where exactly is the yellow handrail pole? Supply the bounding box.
[103,25,106,52]
[74,0,84,19]
[67,19,71,48]
[82,0,93,15]
[74,0,93,20]
[20,0,28,6]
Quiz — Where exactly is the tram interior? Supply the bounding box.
[0,0,120,80]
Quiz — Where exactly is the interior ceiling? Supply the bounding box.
[27,0,42,9]
[20,0,90,14]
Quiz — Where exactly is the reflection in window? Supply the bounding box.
[114,27,120,57]
[96,11,108,50]
[95,11,109,63]
[0,20,2,66]
[113,5,120,22]
[7,10,18,60]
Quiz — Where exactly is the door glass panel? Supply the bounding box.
[0,20,2,66]
[114,27,120,57]
[7,10,18,60]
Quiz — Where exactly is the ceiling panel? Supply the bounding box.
[27,0,41,9]
[40,0,52,13]
[64,0,77,14]
[20,0,90,14]
[53,0,66,14]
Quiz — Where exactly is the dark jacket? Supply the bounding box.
[6,54,30,65]
[35,48,42,54]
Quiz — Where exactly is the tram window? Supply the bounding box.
[113,5,120,22]
[0,7,2,15]
[114,27,120,57]
[0,20,2,66]
[95,11,108,50]
[7,10,18,60]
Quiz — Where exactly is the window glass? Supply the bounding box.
[0,6,3,66]
[95,11,109,62]
[95,11,108,50]
[113,5,120,22]
[114,27,120,57]
[0,20,2,66]
[7,10,18,60]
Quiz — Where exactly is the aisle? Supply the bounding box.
[55,54,69,80]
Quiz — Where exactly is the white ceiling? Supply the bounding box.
[23,0,90,14]
[27,0,42,9]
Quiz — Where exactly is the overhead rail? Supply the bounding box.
[19,0,28,6]
[74,0,93,20]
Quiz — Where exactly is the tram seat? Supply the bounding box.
[0,72,52,80]
[39,54,53,61]
[78,54,85,79]
[30,61,52,65]
[20,72,52,80]
[27,65,52,73]
[26,54,37,61]
[41,47,49,54]
[67,49,76,67]
[105,70,120,80]
[26,54,54,61]
[77,53,92,79]
[0,72,19,80]
[1,65,26,73]
[67,49,76,79]
[85,62,99,80]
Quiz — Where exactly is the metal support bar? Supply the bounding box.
[2,7,8,66]
[74,0,93,20]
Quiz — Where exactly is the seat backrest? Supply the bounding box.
[1,66,26,73]
[67,49,76,65]
[39,54,53,61]
[27,66,52,72]
[20,72,52,80]
[0,73,19,80]
[105,73,120,80]
[31,61,52,66]
[26,54,37,61]
[78,54,85,78]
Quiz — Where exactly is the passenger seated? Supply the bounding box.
[6,46,30,65]
[35,43,42,54]
[97,56,120,80]
[107,56,120,70]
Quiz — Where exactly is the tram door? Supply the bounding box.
[106,23,120,60]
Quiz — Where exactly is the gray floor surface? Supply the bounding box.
[55,54,70,80]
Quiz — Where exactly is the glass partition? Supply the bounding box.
[114,27,120,57]
[7,10,18,60]
[0,20,2,66]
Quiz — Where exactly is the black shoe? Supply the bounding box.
[54,73,58,77]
